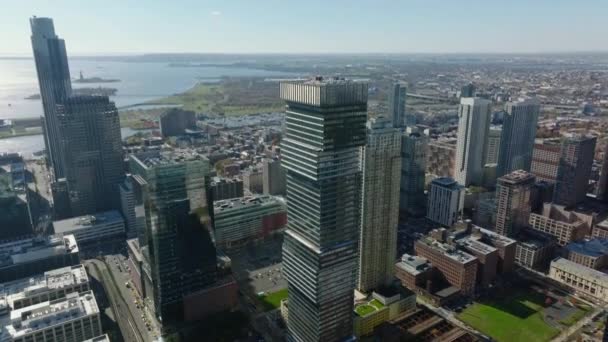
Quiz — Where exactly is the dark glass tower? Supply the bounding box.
[130,153,216,324]
[57,95,123,216]
[280,78,367,342]
[30,17,72,179]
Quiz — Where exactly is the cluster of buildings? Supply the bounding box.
[0,234,109,342]
[8,15,607,342]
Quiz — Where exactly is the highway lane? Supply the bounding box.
[86,259,147,342]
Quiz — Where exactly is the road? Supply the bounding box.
[86,259,149,342]
[104,253,162,340]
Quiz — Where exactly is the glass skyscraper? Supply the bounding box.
[280,78,367,342]
[497,98,541,177]
[130,152,216,324]
[30,16,72,179]
[57,95,123,216]
[388,82,407,128]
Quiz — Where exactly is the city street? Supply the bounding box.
[104,253,162,340]
[86,258,156,342]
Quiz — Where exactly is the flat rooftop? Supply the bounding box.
[552,257,608,282]
[431,177,458,188]
[214,195,286,213]
[0,235,78,269]
[133,149,209,168]
[0,264,88,309]
[474,226,517,247]
[53,210,124,234]
[419,238,477,264]
[498,170,535,184]
[396,254,432,276]
[458,238,497,256]
[565,238,608,258]
[1,291,98,340]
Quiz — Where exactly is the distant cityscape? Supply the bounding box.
[1,14,608,342]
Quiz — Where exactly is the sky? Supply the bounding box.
[1,0,607,55]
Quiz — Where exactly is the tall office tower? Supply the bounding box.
[460,83,476,98]
[597,141,608,202]
[495,170,535,237]
[497,98,540,177]
[30,17,72,179]
[280,78,367,342]
[400,126,428,218]
[553,136,596,207]
[357,117,401,293]
[130,152,216,324]
[57,96,124,216]
[426,177,465,227]
[388,82,407,128]
[454,97,491,186]
[485,126,502,165]
[263,158,287,195]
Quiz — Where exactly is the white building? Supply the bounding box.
[427,177,465,227]
[358,117,402,293]
[454,97,491,186]
[0,235,80,283]
[52,210,125,245]
[549,258,608,302]
[0,264,89,311]
[0,291,102,342]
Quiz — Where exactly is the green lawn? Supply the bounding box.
[457,291,559,342]
[146,80,284,116]
[355,304,376,317]
[370,299,385,309]
[258,289,288,311]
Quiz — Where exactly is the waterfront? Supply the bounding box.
[0,58,297,120]
[0,127,155,158]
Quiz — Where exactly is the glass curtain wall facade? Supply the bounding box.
[280,78,367,342]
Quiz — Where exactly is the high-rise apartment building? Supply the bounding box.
[485,126,502,165]
[426,177,465,227]
[280,78,367,342]
[388,82,407,128]
[30,17,72,179]
[454,98,491,186]
[57,96,124,216]
[531,139,562,183]
[358,117,401,293]
[497,99,540,176]
[130,152,216,324]
[553,135,596,207]
[400,127,428,218]
[495,170,535,237]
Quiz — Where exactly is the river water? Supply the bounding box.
[0,57,296,156]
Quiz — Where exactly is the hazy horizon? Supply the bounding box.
[3,0,607,55]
